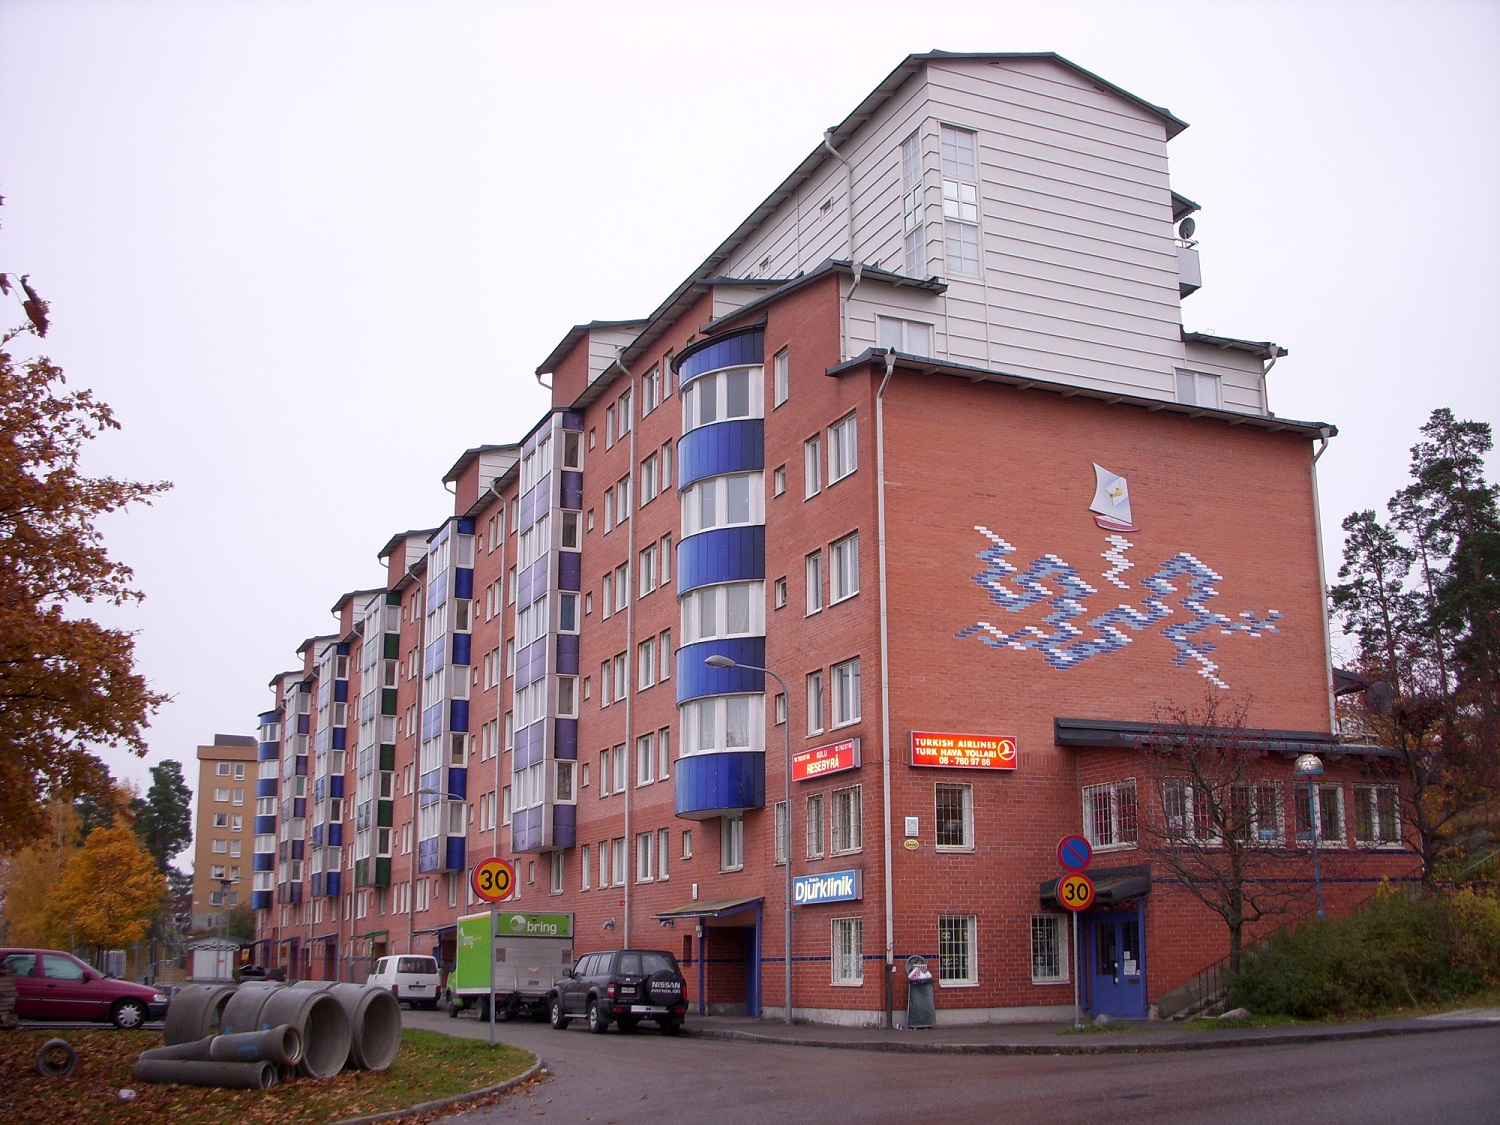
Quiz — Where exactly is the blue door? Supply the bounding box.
[1088,911,1146,1018]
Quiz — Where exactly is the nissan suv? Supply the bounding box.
[548,948,687,1035]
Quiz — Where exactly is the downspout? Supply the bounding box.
[823,129,862,361]
[875,348,897,1028]
[1259,349,1280,416]
[610,346,640,948]
[1311,426,1336,732]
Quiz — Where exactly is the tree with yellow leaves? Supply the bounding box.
[0,801,82,946]
[44,826,165,952]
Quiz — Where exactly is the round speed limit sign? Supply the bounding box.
[470,857,515,903]
[1058,873,1095,912]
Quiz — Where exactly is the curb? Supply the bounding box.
[688,1016,1500,1055]
[331,1056,545,1125]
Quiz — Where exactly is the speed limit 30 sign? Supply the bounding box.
[1058,872,1095,912]
[470,857,516,903]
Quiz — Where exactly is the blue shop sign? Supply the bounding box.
[793,869,862,905]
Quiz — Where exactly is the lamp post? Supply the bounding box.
[704,654,794,1026]
[218,877,236,981]
[1292,754,1325,920]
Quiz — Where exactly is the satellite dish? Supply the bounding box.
[1178,217,1197,240]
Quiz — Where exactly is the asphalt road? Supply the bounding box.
[405,1009,1500,1125]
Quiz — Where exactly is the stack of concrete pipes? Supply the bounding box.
[133,981,403,1090]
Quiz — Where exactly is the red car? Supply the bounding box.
[0,948,169,1029]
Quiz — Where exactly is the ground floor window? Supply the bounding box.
[831,917,863,985]
[937,914,977,985]
[1082,780,1138,849]
[1030,914,1068,983]
[1353,784,1400,846]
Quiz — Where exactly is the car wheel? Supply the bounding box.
[617,1015,639,1033]
[659,1017,683,1036]
[549,996,570,1030]
[111,998,147,1030]
[447,999,461,1018]
[587,999,610,1034]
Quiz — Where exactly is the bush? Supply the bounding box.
[1229,884,1500,1018]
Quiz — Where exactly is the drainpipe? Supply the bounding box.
[875,348,897,1028]
[1311,426,1336,732]
[609,346,640,948]
[822,129,862,361]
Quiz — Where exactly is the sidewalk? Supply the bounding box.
[684,1006,1500,1054]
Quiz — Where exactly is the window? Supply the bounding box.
[935,784,973,850]
[642,366,661,415]
[215,787,229,802]
[639,543,658,596]
[1083,780,1138,849]
[940,124,980,277]
[216,762,230,776]
[1296,784,1345,845]
[657,728,672,779]
[775,692,787,725]
[600,747,614,797]
[681,581,762,644]
[659,629,672,681]
[636,733,655,786]
[212,838,227,854]
[721,815,744,870]
[938,915,977,985]
[901,130,924,275]
[830,533,859,602]
[682,366,760,433]
[1176,370,1222,409]
[876,316,934,356]
[1030,915,1068,983]
[213,813,228,828]
[638,638,656,690]
[681,694,760,755]
[806,793,825,858]
[806,671,825,735]
[581,844,591,890]
[1353,784,1400,846]
[805,552,823,615]
[774,577,788,609]
[773,466,786,497]
[682,830,693,859]
[832,658,861,727]
[612,744,627,793]
[831,785,861,853]
[550,852,564,894]
[773,349,789,407]
[658,828,671,880]
[828,414,857,483]
[640,454,659,507]
[1162,778,1215,842]
[612,837,626,887]
[636,832,655,882]
[681,473,762,536]
[831,917,863,985]
[804,435,822,497]
[774,801,788,865]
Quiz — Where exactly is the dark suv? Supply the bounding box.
[548,949,687,1035]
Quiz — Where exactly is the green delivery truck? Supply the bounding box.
[447,910,575,1021]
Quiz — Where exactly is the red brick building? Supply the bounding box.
[251,52,1416,1025]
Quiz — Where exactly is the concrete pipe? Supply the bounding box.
[131,1058,276,1090]
[209,1024,304,1067]
[137,1037,215,1062]
[293,982,402,1071]
[257,987,351,1080]
[162,984,237,1045]
[218,982,284,1037]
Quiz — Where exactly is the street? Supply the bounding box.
[402,1009,1500,1125]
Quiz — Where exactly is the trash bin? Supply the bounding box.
[905,955,935,1029]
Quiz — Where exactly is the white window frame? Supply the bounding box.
[720,815,744,871]
[681,694,762,756]
[636,832,655,882]
[681,472,764,537]
[1030,914,1068,984]
[831,916,863,985]
[876,316,935,356]
[830,785,862,854]
[828,413,857,483]
[773,348,789,407]
[806,670,825,736]
[1353,784,1401,847]
[1296,783,1346,846]
[935,783,974,851]
[830,533,859,603]
[1175,370,1222,409]
[1082,780,1138,851]
[804,435,822,497]
[831,658,861,727]
[937,914,978,986]
[805,551,823,615]
[681,581,764,644]
[681,365,762,433]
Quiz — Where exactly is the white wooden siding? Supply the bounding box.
[1181,341,1268,415]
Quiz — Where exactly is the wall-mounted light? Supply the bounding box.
[602,917,617,931]
[658,917,676,929]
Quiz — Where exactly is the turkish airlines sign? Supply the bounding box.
[910,731,1018,770]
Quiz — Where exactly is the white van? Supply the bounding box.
[366,955,441,1009]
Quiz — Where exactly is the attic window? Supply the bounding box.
[820,198,833,213]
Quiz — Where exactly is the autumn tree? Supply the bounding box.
[44,826,166,953]
[0,801,82,945]
[1331,408,1500,881]
[0,272,170,847]
[1138,697,1314,974]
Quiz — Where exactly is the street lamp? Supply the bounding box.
[1292,754,1326,920]
[217,877,237,981]
[704,654,794,1026]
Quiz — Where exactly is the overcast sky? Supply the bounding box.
[2,0,1497,834]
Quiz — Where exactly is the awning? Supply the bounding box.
[410,924,459,938]
[1039,866,1152,910]
[654,897,762,921]
[1053,717,1397,760]
[351,930,389,944]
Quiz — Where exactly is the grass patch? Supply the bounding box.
[0,1027,533,1125]
[1058,1021,1137,1035]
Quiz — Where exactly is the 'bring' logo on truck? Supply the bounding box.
[504,912,574,938]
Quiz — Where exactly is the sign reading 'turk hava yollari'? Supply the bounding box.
[793,869,863,906]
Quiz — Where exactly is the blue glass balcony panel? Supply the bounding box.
[675,637,766,704]
[252,853,275,873]
[677,525,765,595]
[558,550,581,593]
[445,836,466,872]
[552,802,577,849]
[555,717,577,761]
[452,631,472,668]
[256,779,277,799]
[455,567,473,600]
[251,891,272,911]
[677,327,764,384]
[557,633,579,676]
[675,751,766,819]
[678,419,764,490]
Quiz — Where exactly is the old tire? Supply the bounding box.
[38,1039,77,1076]
[111,998,148,1030]
[587,999,610,1034]
[549,996,570,1030]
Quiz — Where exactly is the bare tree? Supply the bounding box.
[1138,696,1314,974]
